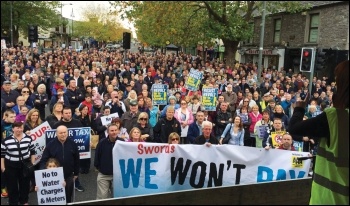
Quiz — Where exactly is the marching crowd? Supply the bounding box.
[1,45,337,204]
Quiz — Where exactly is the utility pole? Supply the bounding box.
[257,1,266,84]
[10,1,13,47]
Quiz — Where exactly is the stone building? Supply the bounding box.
[239,1,349,78]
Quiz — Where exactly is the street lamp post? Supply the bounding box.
[60,2,72,47]
[10,1,13,47]
[70,8,75,49]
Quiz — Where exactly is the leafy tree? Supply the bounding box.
[1,1,60,45]
[111,1,310,65]
[73,4,130,42]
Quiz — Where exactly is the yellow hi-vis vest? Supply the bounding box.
[310,108,349,205]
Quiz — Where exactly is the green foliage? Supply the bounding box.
[111,1,309,46]
[73,4,130,42]
[1,1,61,39]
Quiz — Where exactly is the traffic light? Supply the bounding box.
[123,32,131,49]
[315,48,327,71]
[28,25,38,42]
[300,48,314,72]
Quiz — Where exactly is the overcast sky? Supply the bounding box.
[60,1,136,37]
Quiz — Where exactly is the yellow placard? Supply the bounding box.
[291,156,304,168]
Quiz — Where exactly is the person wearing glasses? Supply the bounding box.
[20,87,34,108]
[134,112,154,142]
[168,132,180,144]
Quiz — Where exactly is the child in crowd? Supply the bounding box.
[15,105,29,123]
[35,158,66,191]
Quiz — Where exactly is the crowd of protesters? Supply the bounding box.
[1,44,336,203]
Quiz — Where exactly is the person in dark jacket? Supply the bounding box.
[215,102,231,140]
[94,124,124,199]
[134,112,154,142]
[40,125,79,204]
[187,111,205,144]
[65,79,85,114]
[30,83,48,121]
[51,107,86,192]
[194,121,219,145]
[153,106,181,143]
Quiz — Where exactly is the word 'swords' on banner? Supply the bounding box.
[45,127,91,159]
[152,84,168,105]
[185,68,203,91]
[201,88,218,111]
[30,121,51,165]
[35,167,66,205]
[113,142,311,198]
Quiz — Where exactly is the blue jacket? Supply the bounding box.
[40,138,80,179]
[221,124,245,146]
[187,122,200,143]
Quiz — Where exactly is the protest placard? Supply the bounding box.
[271,131,285,148]
[257,125,268,139]
[112,142,311,198]
[201,88,218,111]
[45,127,91,159]
[29,121,51,165]
[35,167,66,205]
[101,113,119,125]
[151,84,168,105]
[185,68,203,91]
[293,141,304,152]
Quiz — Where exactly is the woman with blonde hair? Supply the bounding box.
[168,132,180,144]
[10,73,19,90]
[127,127,144,143]
[124,90,138,111]
[45,102,63,128]
[23,108,42,134]
[134,112,154,142]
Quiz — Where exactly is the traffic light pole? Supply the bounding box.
[308,49,316,96]
[30,41,34,61]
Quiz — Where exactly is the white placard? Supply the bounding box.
[29,121,51,165]
[35,167,66,205]
[101,113,119,125]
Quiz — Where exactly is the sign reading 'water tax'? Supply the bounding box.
[35,167,66,205]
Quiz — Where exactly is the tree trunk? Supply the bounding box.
[222,39,239,67]
[13,27,19,46]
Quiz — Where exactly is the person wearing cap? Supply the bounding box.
[121,99,141,133]
[1,81,20,110]
[160,95,180,118]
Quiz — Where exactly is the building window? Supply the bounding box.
[55,27,59,32]
[273,19,281,43]
[309,14,319,43]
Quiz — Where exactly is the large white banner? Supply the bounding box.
[113,142,311,198]
[35,167,66,205]
[29,121,51,165]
